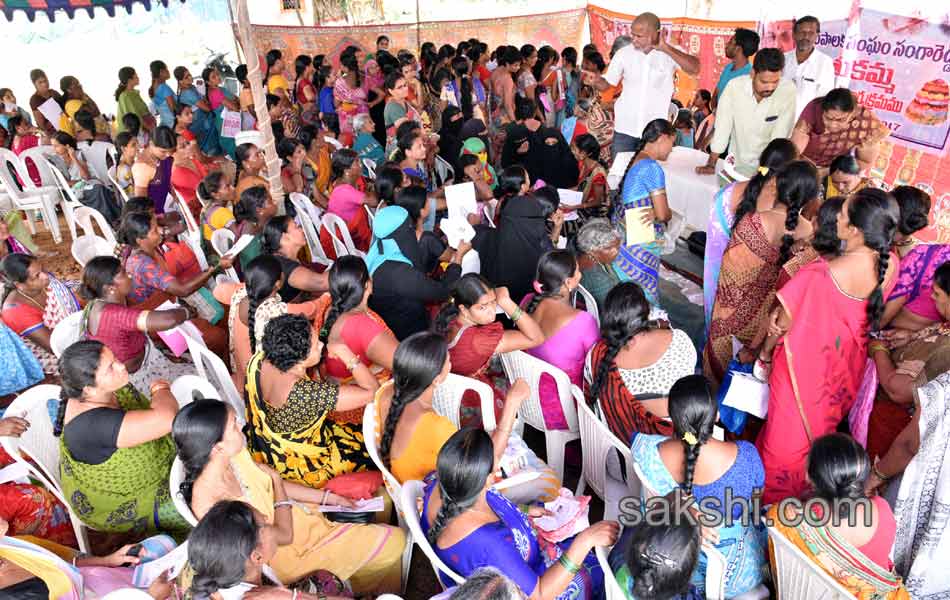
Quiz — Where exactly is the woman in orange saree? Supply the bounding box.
[757,189,896,504]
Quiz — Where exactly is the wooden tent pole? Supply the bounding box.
[231,0,285,207]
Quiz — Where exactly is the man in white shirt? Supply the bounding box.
[696,48,797,177]
[582,12,700,155]
[783,16,836,119]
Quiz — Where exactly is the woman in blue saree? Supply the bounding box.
[421,428,619,600]
[612,119,675,306]
[630,375,769,598]
[174,66,222,157]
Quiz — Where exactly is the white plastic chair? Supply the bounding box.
[71,234,115,267]
[101,589,155,600]
[209,228,240,281]
[596,545,625,600]
[321,212,365,259]
[0,384,91,552]
[47,162,86,241]
[0,148,62,242]
[768,526,854,600]
[364,204,376,227]
[288,192,332,266]
[108,169,130,204]
[362,403,414,592]
[78,141,115,183]
[575,393,637,521]
[234,130,265,149]
[169,457,199,527]
[633,463,728,600]
[171,190,209,269]
[73,205,117,245]
[482,204,496,227]
[50,311,84,358]
[182,331,245,425]
[432,373,497,432]
[170,374,221,408]
[498,351,580,481]
[434,155,455,185]
[573,284,599,324]
[400,480,465,588]
[362,158,377,179]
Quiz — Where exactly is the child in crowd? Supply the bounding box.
[674,110,694,149]
[690,88,712,128]
[317,65,337,123]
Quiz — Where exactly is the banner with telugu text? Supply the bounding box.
[239,8,586,70]
[764,10,950,242]
[587,5,756,106]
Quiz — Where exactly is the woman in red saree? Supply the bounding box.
[432,274,544,428]
[757,189,897,504]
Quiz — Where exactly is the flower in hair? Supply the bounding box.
[758,166,769,176]
[682,431,698,446]
[532,280,544,294]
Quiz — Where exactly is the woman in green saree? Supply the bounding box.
[53,340,190,541]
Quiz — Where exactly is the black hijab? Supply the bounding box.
[473,194,553,303]
[502,123,533,171]
[535,127,579,189]
[438,106,464,173]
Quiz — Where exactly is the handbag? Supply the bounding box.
[716,359,755,435]
[183,287,225,325]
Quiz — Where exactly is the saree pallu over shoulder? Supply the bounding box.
[244,352,374,489]
[767,505,909,600]
[59,386,189,540]
[703,213,781,386]
[0,536,83,600]
[758,259,869,503]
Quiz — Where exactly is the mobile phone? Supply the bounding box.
[120,543,142,567]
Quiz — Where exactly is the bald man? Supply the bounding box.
[583,13,700,156]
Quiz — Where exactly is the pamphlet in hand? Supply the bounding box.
[445,181,477,220]
[223,233,255,259]
[37,97,62,129]
[623,206,655,246]
[317,496,385,513]
[557,189,583,221]
[439,217,475,250]
[132,540,189,588]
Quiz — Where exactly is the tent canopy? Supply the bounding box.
[0,0,184,22]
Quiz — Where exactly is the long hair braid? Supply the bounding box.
[527,250,576,314]
[774,161,820,264]
[52,388,69,437]
[668,375,717,497]
[427,428,495,545]
[427,486,477,545]
[247,293,263,355]
[589,282,651,405]
[617,119,674,197]
[868,244,889,332]
[379,332,448,467]
[319,256,369,344]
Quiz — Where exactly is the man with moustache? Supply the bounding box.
[582,12,700,155]
[696,48,796,177]
[783,16,836,118]
[711,28,760,110]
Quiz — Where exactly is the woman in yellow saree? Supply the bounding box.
[173,399,405,595]
[244,313,378,489]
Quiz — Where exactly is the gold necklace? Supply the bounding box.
[17,289,46,310]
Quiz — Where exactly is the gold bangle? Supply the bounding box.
[346,355,362,371]
[149,381,171,395]
[872,464,890,481]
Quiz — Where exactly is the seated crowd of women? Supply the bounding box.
[0,38,948,600]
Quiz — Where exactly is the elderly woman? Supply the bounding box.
[353,113,385,168]
[575,218,623,313]
[791,88,890,176]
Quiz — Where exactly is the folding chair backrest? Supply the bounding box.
[170,374,221,408]
[50,311,84,358]
[210,228,239,281]
[0,384,92,552]
[173,190,202,240]
[596,545,625,600]
[498,350,578,433]
[362,403,405,514]
[576,395,635,501]
[399,480,466,587]
[73,205,117,245]
[289,193,331,265]
[18,146,59,189]
[432,373,497,431]
[183,331,245,425]
[362,158,377,179]
[321,212,363,259]
[71,234,115,267]
[169,457,199,526]
[573,284,599,324]
[78,141,114,182]
[767,526,855,600]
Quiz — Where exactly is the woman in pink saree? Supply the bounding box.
[757,189,897,504]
